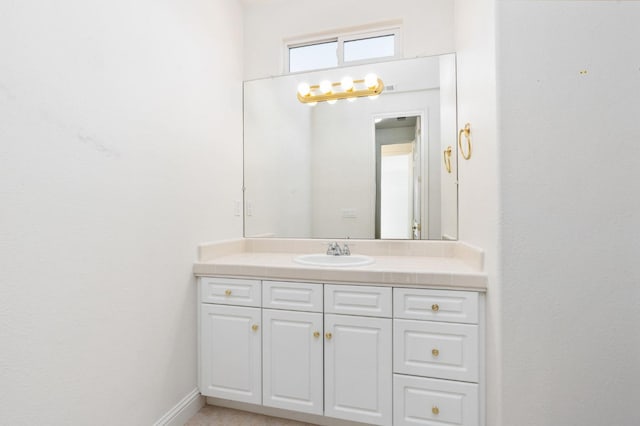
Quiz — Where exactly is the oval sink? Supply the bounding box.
[294,253,374,267]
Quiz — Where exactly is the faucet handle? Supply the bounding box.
[342,244,351,256]
[326,241,340,255]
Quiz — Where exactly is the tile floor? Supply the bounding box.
[184,405,317,426]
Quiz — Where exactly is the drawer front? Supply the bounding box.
[394,374,478,426]
[200,277,261,307]
[394,319,479,382]
[325,284,392,318]
[262,281,323,312]
[394,288,478,324]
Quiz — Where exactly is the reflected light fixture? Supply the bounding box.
[297,73,384,104]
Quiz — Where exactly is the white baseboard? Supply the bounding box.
[154,388,204,426]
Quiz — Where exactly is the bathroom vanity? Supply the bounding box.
[194,239,487,426]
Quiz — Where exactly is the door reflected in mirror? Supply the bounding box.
[243,54,458,240]
[375,115,422,239]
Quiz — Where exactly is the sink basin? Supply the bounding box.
[294,253,374,267]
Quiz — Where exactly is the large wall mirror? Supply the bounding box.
[243,54,458,240]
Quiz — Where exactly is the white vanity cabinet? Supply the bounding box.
[261,281,323,415]
[324,285,393,426]
[198,277,484,426]
[393,288,482,426]
[199,278,262,404]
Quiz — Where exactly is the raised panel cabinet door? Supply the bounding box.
[262,309,323,415]
[199,304,261,404]
[324,314,392,426]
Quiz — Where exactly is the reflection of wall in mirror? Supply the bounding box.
[439,54,458,240]
[310,90,440,239]
[243,78,313,237]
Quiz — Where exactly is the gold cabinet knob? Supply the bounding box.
[431,303,440,312]
[224,289,232,296]
[432,406,440,415]
[251,324,259,332]
[313,331,320,338]
[432,348,440,357]
[325,332,332,340]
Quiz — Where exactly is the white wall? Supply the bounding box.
[453,0,500,424]
[243,77,312,238]
[498,2,640,425]
[0,1,243,424]
[242,0,454,80]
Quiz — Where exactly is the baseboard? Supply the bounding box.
[154,388,204,426]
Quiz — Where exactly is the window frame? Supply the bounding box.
[284,27,402,74]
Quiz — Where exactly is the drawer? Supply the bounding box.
[200,277,261,307]
[394,374,478,426]
[324,284,392,318]
[262,281,323,312]
[394,288,478,324]
[394,319,478,382]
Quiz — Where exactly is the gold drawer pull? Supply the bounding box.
[251,324,259,332]
[224,289,232,296]
[432,348,440,357]
[313,331,320,338]
[432,406,440,415]
[325,332,332,340]
[431,304,440,312]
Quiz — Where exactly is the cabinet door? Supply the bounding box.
[262,309,323,415]
[199,304,261,404]
[324,314,392,426]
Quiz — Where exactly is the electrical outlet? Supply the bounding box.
[341,208,357,218]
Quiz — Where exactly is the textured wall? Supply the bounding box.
[454,0,500,424]
[498,2,640,425]
[0,1,243,424]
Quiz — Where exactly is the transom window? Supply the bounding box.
[287,28,401,73]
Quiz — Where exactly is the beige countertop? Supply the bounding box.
[193,238,487,291]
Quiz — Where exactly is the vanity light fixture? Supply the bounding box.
[296,73,384,105]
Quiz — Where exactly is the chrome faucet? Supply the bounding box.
[326,242,350,256]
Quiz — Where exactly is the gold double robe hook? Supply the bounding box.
[443,146,452,173]
[458,123,472,160]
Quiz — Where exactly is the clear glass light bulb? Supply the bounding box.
[341,76,354,92]
[297,82,311,97]
[365,73,378,89]
[319,80,333,94]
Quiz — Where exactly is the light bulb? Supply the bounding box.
[365,73,379,89]
[368,95,379,100]
[319,80,333,94]
[341,76,354,92]
[347,97,357,103]
[327,99,337,105]
[297,82,311,97]
[307,101,317,107]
